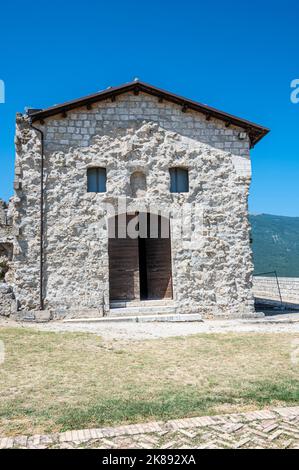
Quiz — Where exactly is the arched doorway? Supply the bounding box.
[108,213,173,302]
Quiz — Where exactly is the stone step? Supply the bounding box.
[110,299,176,308]
[63,309,103,319]
[108,305,177,317]
[63,313,202,323]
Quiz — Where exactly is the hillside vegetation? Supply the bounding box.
[250,214,299,277]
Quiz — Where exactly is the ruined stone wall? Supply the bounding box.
[0,199,13,281]
[11,116,42,310]
[0,199,15,315]
[0,199,6,225]
[12,92,254,317]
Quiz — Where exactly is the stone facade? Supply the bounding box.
[8,88,261,319]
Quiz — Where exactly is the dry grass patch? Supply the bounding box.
[0,327,298,436]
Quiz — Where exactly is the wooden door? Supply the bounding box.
[108,213,173,301]
[144,216,173,299]
[108,214,140,301]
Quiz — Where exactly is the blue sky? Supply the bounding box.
[0,0,298,215]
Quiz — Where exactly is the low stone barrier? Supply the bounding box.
[253,276,299,309]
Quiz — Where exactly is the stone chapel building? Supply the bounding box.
[0,81,269,320]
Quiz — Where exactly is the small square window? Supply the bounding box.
[169,167,189,193]
[87,167,106,193]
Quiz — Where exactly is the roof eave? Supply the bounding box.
[29,80,270,147]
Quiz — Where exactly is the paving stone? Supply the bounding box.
[163,440,176,449]
[224,423,244,433]
[13,436,28,448]
[269,430,284,441]
[0,438,13,449]
[179,429,196,438]
[3,406,299,449]
[235,438,252,448]
[263,424,279,433]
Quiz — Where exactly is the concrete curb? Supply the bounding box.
[63,313,203,323]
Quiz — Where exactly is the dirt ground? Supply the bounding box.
[1,311,299,341]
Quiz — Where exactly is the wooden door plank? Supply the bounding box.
[108,214,140,301]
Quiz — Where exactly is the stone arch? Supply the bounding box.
[130,171,147,198]
[108,212,173,301]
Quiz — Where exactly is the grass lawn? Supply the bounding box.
[0,327,298,436]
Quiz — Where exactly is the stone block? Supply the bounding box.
[34,310,53,322]
[13,180,22,190]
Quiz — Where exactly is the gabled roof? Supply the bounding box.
[29,80,269,147]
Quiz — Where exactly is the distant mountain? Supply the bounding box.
[249,214,299,277]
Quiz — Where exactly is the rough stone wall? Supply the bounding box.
[12,92,254,317]
[0,199,15,315]
[0,199,6,225]
[0,283,16,316]
[0,241,12,282]
[11,115,42,310]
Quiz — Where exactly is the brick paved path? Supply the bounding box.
[1,406,299,449]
